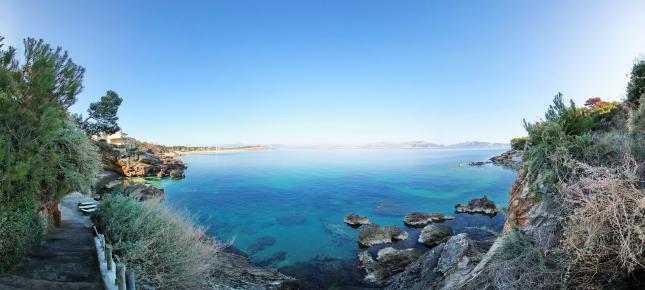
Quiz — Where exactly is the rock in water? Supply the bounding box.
[344,213,370,227]
[455,195,498,216]
[386,233,480,290]
[358,247,421,285]
[418,224,453,246]
[358,224,409,247]
[403,212,455,227]
[489,149,523,169]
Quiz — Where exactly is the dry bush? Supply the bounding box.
[560,158,645,287]
[94,195,222,289]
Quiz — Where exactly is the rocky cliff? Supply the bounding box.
[98,142,186,179]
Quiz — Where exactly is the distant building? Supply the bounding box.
[92,130,132,146]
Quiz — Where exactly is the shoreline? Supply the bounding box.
[167,147,271,156]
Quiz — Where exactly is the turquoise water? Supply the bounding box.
[155,148,516,270]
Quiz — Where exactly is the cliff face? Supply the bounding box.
[98,144,186,179]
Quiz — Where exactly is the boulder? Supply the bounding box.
[358,248,421,285]
[403,212,454,228]
[344,213,370,227]
[455,195,498,216]
[123,184,164,201]
[418,224,453,247]
[358,224,409,247]
[386,233,480,290]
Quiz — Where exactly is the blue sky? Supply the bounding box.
[2,1,644,146]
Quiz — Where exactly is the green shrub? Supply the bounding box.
[94,195,220,289]
[510,137,529,150]
[0,200,43,271]
[626,59,645,106]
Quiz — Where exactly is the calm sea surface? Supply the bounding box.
[153,148,516,272]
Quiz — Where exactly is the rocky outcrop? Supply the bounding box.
[358,224,409,247]
[455,195,498,216]
[358,248,421,285]
[502,168,560,247]
[386,233,480,290]
[403,212,454,228]
[116,153,186,178]
[123,184,165,201]
[98,143,186,179]
[418,224,453,246]
[490,149,523,169]
[344,213,370,227]
[209,249,295,289]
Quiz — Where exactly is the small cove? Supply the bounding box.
[152,148,517,287]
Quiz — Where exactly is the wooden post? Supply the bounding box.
[126,271,136,290]
[116,263,126,290]
[105,245,113,271]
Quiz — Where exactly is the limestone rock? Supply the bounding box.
[490,149,523,170]
[455,195,498,216]
[344,213,370,227]
[418,224,453,247]
[403,212,454,228]
[358,248,421,285]
[386,233,479,290]
[358,224,409,247]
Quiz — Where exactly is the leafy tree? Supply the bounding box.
[0,36,100,270]
[76,90,123,135]
[626,59,645,106]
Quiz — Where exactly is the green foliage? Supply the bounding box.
[94,195,219,289]
[630,95,645,162]
[0,200,43,272]
[511,137,529,150]
[626,59,645,106]
[76,90,123,136]
[0,36,100,270]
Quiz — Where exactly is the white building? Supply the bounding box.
[92,130,131,146]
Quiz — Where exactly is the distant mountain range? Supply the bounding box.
[359,141,509,149]
[270,141,509,149]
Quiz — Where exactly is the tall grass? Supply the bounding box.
[94,195,221,289]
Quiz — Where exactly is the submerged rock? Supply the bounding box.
[343,213,370,227]
[324,222,356,242]
[254,251,288,268]
[276,212,307,226]
[418,224,453,247]
[359,247,421,285]
[386,233,480,290]
[374,202,409,217]
[123,184,164,201]
[455,195,498,216]
[403,212,454,228]
[247,236,276,254]
[358,224,409,247]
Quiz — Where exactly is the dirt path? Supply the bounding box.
[0,193,102,290]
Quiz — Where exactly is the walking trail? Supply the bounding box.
[0,193,102,290]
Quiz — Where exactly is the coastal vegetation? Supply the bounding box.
[479,60,645,289]
[0,36,101,270]
[93,195,220,289]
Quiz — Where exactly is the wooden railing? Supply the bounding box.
[93,226,146,290]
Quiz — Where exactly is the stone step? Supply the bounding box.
[0,274,101,290]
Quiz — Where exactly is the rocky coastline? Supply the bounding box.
[94,141,295,289]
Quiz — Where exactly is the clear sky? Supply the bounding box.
[2,1,644,146]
